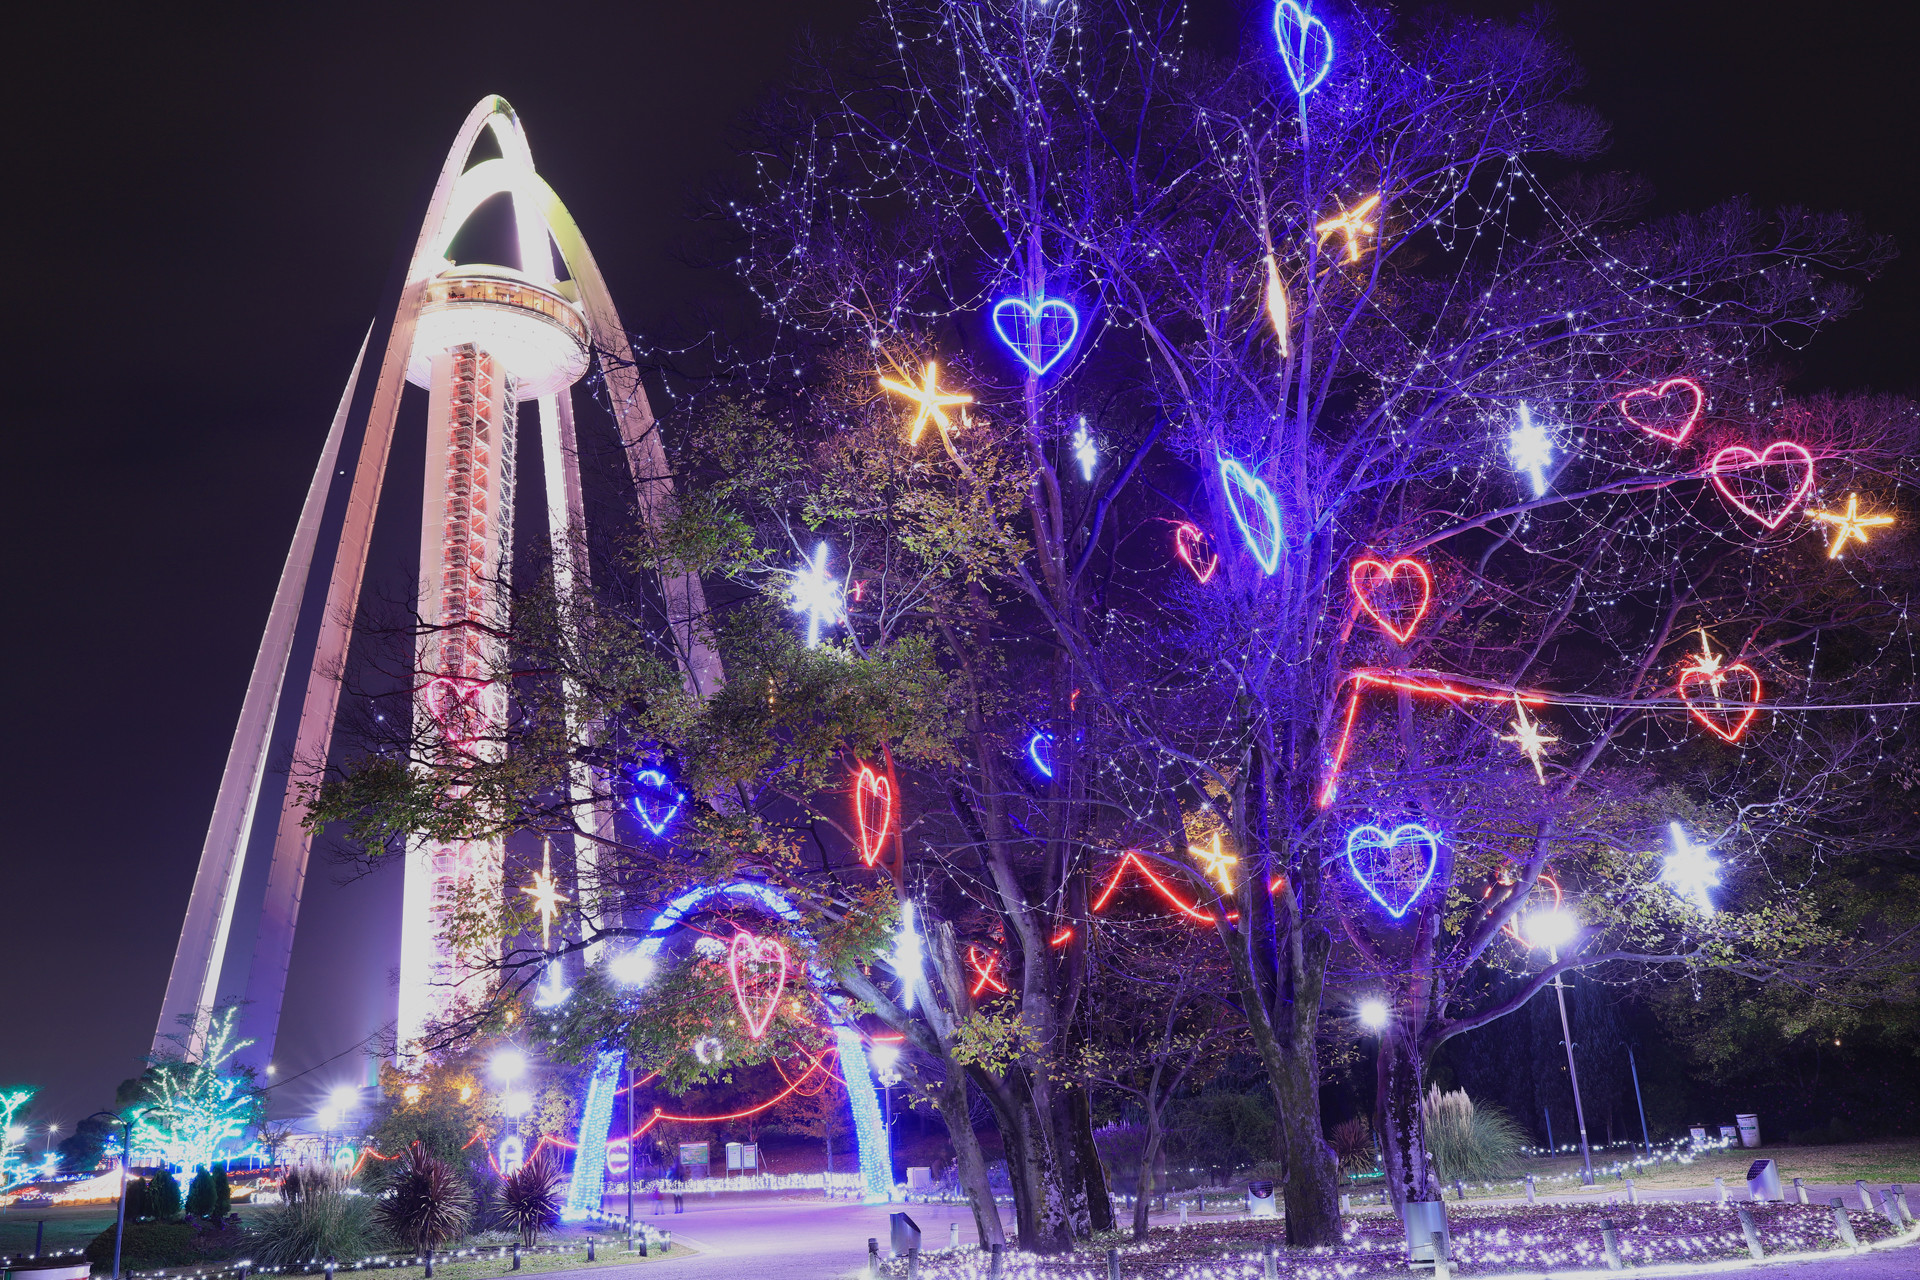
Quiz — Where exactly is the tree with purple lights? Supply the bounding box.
[312,0,1920,1251]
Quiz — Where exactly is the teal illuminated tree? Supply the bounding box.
[0,1087,36,1186]
[132,1007,264,1171]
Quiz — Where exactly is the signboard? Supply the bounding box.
[743,1143,758,1170]
[726,1142,743,1171]
[678,1142,709,1172]
[605,1138,630,1178]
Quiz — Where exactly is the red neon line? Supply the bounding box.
[1318,672,1546,807]
[1049,927,1074,948]
[642,1055,826,1134]
[1091,851,1215,922]
[966,945,1009,997]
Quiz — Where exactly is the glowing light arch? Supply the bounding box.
[566,881,892,1213]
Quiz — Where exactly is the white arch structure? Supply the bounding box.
[154,96,721,1067]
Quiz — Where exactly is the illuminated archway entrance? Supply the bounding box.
[564,881,893,1211]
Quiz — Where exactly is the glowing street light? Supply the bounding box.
[609,949,654,987]
[491,1049,529,1083]
[1521,906,1578,952]
[1518,895,1595,1185]
[501,1091,533,1119]
[1357,998,1389,1031]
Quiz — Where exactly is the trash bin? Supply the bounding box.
[890,1211,923,1257]
[1746,1159,1782,1202]
[1736,1114,1761,1148]
[1247,1180,1278,1218]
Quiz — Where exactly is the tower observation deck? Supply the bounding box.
[153,97,722,1069]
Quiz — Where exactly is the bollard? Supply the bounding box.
[1857,1179,1874,1212]
[1180,1202,1188,1225]
[1894,1184,1913,1225]
[1339,1192,1351,1214]
[661,1231,672,1254]
[1713,1176,1727,1204]
[950,1223,960,1250]
[1878,1189,1902,1227]
[1263,1242,1278,1280]
[1106,1247,1119,1280]
[1525,1175,1536,1205]
[637,1233,648,1260]
[1626,1178,1637,1206]
[34,1221,44,1258]
[423,1251,433,1280]
[1600,1219,1622,1271]
[1453,1180,1465,1201]
[325,1256,337,1280]
[990,1242,1004,1278]
[868,1238,881,1280]
[511,1244,521,1271]
[906,1246,919,1279]
[587,1239,596,1263]
[1830,1197,1859,1249]
[1736,1207,1765,1259]
[1793,1177,1807,1204]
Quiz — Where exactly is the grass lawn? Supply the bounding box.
[0,1203,142,1257]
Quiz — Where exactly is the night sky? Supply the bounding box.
[4,0,1914,1132]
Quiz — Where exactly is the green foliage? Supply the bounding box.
[186,1165,215,1217]
[372,1144,473,1252]
[950,1010,1044,1074]
[371,1053,501,1183]
[1330,1117,1379,1178]
[214,1162,232,1218]
[251,1168,378,1266]
[123,1177,152,1221]
[85,1221,246,1271]
[495,1157,562,1246]
[1422,1087,1524,1182]
[148,1168,183,1219]
[1163,1092,1277,1173]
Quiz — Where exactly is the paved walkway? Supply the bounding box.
[526,1186,1916,1280]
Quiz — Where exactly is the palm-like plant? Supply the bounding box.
[373,1143,473,1252]
[496,1157,563,1246]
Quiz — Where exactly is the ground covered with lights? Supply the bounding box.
[880,1204,1907,1278]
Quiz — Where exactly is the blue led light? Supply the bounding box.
[631,768,684,837]
[1273,1,1334,96]
[569,880,894,1203]
[1343,823,1441,920]
[991,296,1081,376]
[1027,731,1055,778]
[562,1049,623,1217]
[1218,455,1284,574]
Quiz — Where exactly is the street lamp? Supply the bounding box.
[87,1108,145,1280]
[1520,903,1594,1185]
[1357,998,1390,1031]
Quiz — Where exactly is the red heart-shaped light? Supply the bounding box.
[423,675,489,749]
[1678,659,1763,743]
[1620,377,1704,445]
[1708,441,1816,530]
[1173,522,1218,584]
[853,763,893,867]
[726,931,789,1040]
[1349,556,1433,644]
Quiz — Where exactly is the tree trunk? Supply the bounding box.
[1066,1085,1113,1232]
[1132,1117,1165,1240]
[1376,1020,1436,1213]
[1270,1025,1342,1245]
[936,1055,1007,1246]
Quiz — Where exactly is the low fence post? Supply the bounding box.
[867,1237,880,1280]
[1105,1247,1119,1280]
[1736,1207,1765,1259]
[1793,1177,1807,1204]
[1600,1219,1622,1271]
[1524,1175,1536,1205]
[1858,1179,1874,1211]
[1830,1197,1859,1249]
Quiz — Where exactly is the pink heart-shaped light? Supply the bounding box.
[1349,556,1432,644]
[726,931,789,1040]
[1678,659,1763,743]
[1708,441,1816,529]
[853,763,893,867]
[1620,377,1704,445]
[1174,522,1219,584]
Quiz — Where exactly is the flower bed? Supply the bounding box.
[884,1202,1909,1278]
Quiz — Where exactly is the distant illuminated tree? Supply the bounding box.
[0,1087,35,1186]
[132,1007,263,1171]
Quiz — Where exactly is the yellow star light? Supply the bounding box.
[1191,832,1239,892]
[879,361,973,444]
[1314,193,1382,265]
[1807,493,1893,558]
[1262,254,1291,357]
[1498,694,1559,785]
[522,842,569,950]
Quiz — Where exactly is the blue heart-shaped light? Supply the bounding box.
[992,296,1081,376]
[1273,1,1335,97]
[1344,823,1440,919]
[1218,455,1284,574]
[631,767,684,837]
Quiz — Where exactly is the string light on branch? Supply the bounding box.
[788,541,844,648]
[1344,823,1441,920]
[879,361,972,444]
[1708,441,1816,530]
[991,295,1080,375]
[1676,628,1763,744]
[1807,493,1893,558]
[1620,376,1704,446]
[1218,454,1284,573]
[1320,673,1546,806]
[1315,193,1381,265]
[1661,822,1722,916]
[1498,694,1560,785]
[1349,555,1432,644]
[1262,254,1291,356]
[1508,403,1556,498]
[1272,0,1335,96]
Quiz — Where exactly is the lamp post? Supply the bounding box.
[1627,1043,1652,1158]
[1521,905,1594,1185]
[87,1108,144,1280]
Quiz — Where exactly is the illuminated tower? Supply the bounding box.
[154,97,721,1067]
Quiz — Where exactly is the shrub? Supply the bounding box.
[85,1222,248,1271]
[213,1162,232,1218]
[1331,1117,1380,1177]
[1787,1117,1862,1146]
[1423,1086,1524,1182]
[187,1165,216,1217]
[148,1169,184,1219]
[123,1176,153,1221]
[496,1158,563,1246]
[373,1143,472,1252]
[249,1169,377,1267]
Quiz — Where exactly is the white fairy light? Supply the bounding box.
[1071,417,1098,482]
[788,541,845,648]
[1509,403,1555,498]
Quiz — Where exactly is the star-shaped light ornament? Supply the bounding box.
[879,361,973,444]
[1498,694,1559,785]
[1661,822,1722,916]
[1314,194,1382,265]
[1191,832,1239,892]
[789,541,845,648]
[1807,493,1893,559]
[892,901,926,1012]
[1508,404,1555,498]
[1071,418,1099,481]
[521,841,569,950]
